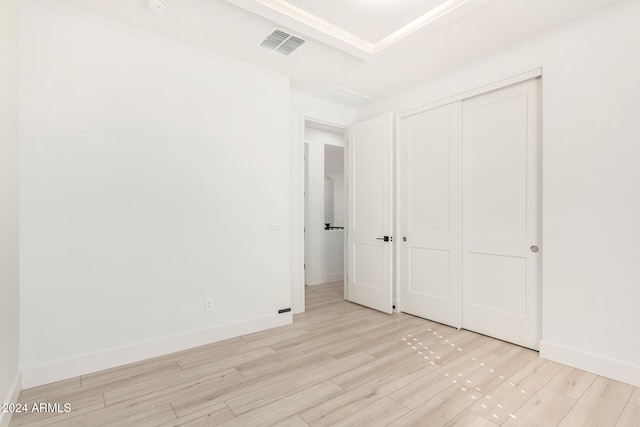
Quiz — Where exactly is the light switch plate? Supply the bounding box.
[267,219,280,231]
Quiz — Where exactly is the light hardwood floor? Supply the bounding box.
[10,282,640,426]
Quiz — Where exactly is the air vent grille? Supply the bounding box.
[261,30,289,50]
[261,28,306,56]
[276,36,305,55]
[322,85,373,107]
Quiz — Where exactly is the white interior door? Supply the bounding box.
[462,79,541,349]
[398,102,462,328]
[347,113,394,314]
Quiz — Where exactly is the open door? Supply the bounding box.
[346,113,394,314]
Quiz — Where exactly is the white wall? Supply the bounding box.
[0,0,21,423]
[305,129,345,286]
[19,0,291,388]
[290,92,355,312]
[359,0,640,387]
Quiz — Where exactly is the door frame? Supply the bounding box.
[297,113,349,312]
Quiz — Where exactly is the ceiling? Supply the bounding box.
[54,0,624,106]
[284,0,448,42]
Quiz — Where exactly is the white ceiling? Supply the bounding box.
[54,0,624,106]
[285,0,449,42]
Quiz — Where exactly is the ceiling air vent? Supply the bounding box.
[261,28,306,56]
[322,85,373,107]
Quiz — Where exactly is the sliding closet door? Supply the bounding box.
[398,102,462,328]
[462,79,541,349]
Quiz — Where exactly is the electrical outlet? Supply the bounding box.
[267,219,280,231]
[205,297,214,312]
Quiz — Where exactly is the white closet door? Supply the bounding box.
[347,113,394,314]
[398,102,462,328]
[462,79,541,350]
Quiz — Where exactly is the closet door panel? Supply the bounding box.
[462,79,542,350]
[398,102,462,328]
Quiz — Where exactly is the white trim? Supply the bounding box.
[304,116,350,131]
[21,313,291,389]
[374,0,479,53]
[540,340,640,388]
[343,133,348,302]
[292,111,306,315]
[398,68,543,119]
[0,371,22,427]
[392,113,400,314]
[223,0,486,58]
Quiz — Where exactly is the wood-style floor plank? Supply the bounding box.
[98,403,176,427]
[389,347,539,426]
[616,403,640,427]
[300,359,439,427]
[234,349,335,380]
[225,352,373,416]
[331,397,409,427]
[545,365,598,400]
[558,376,634,427]
[388,347,499,410]
[156,402,235,427]
[272,415,310,427]
[219,381,343,427]
[10,282,638,427]
[502,388,576,427]
[109,368,244,420]
[103,366,236,407]
[444,410,499,427]
[16,377,81,403]
[468,357,564,423]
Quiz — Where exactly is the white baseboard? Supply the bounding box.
[0,371,22,427]
[307,273,343,286]
[21,313,292,389]
[540,340,640,388]
[291,298,304,314]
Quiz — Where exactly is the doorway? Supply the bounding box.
[303,120,347,295]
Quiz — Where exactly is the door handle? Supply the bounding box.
[530,245,539,253]
[376,236,392,242]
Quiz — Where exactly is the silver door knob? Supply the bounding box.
[530,245,539,253]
